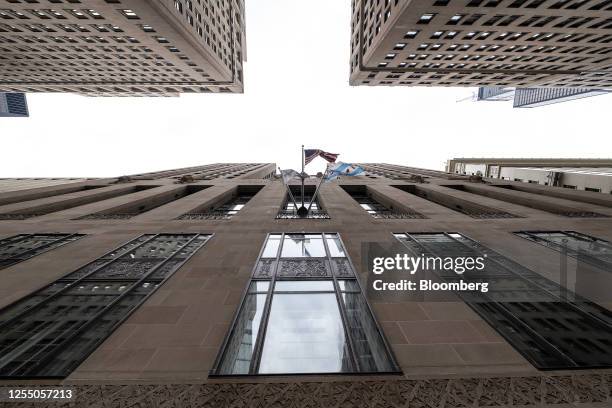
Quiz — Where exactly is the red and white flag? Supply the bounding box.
[304,149,339,165]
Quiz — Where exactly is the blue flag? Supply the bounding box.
[325,162,365,182]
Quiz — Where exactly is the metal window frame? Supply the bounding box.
[346,191,426,219]
[210,232,401,377]
[77,185,208,220]
[0,233,213,378]
[176,186,263,220]
[0,233,84,270]
[515,230,612,272]
[394,231,612,370]
[276,188,331,219]
[391,185,519,219]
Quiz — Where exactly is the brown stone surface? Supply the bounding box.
[0,163,610,385]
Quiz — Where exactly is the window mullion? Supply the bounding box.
[250,233,284,374]
[400,232,578,368]
[0,233,156,333]
[8,233,204,377]
[322,233,361,373]
[451,232,612,329]
[336,233,401,373]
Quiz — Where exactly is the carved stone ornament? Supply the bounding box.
[278,259,330,278]
[2,374,608,407]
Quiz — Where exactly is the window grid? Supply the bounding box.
[392,184,520,219]
[177,191,258,220]
[348,192,426,219]
[77,185,207,220]
[276,191,330,219]
[350,0,612,88]
[0,1,245,95]
[0,233,84,270]
[394,231,612,370]
[515,230,612,271]
[445,184,608,218]
[212,232,400,376]
[0,233,211,378]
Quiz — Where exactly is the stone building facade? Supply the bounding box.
[0,162,611,407]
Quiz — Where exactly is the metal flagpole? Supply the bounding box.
[296,145,308,217]
[278,167,300,210]
[307,168,328,213]
[301,145,305,209]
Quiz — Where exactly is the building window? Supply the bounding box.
[585,187,601,193]
[276,186,330,219]
[0,234,84,270]
[177,186,262,220]
[394,232,612,370]
[443,184,606,218]
[119,9,139,19]
[78,185,208,219]
[392,185,518,219]
[515,231,612,271]
[213,233,399,375]
[340,185,425,219]
[0,185,156,220]
[417,13,435,24]
[0,233,211,377]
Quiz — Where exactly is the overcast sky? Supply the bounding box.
[1,0,611,178]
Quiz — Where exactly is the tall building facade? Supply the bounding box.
[476,86,611,107]
[0,92,28,117]
[0,177,94,193]
[0,0,246,96]
[512,86,612,107]
[447,157,612,193]
[0,162,611,407]
[350,0,612,87]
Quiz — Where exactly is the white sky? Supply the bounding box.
[1,0,611,178]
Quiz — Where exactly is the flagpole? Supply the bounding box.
[278,167,300,210]
[307,168,327,212]
[301,145,305,210]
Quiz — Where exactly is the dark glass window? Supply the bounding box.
[0,185,156,220]
[340,185,425,219]
[444,185,607,218]
[78,185,208,220]
[0,234,84,270]
[515,231,612,271]
[276,186,329,219]
[395,232,612,370]
[0,233,211,377]
[177,186,262,220]
[213,233,399,375]
[393,185,519,219]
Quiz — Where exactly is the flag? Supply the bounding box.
[325,162,365,182]
[280,169,301,184]
[304,149,339,165]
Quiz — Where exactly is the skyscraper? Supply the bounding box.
[0,1,246,96]
[0,93,28,117]
[512,87,612,107]
[446,157,612,192]
[476,86,611,107]
[350,0,612,87]
[0,161,610,406]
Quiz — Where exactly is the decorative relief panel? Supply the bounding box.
[254,260,275,279]
[277,259,330,278]
[1,374,609,407]
[332,258,354,278]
